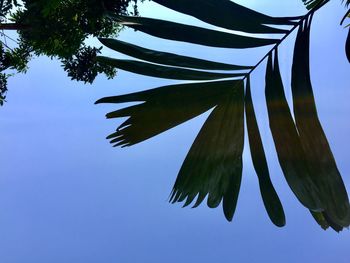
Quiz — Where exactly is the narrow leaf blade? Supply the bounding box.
[96,56,245,80]
[99,38,252,70]
[292,18,350,228]
[265,51,323,211]
[111,15,279,49]
[153,0,298,34]
[245,77,285,227]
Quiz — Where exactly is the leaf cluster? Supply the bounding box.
[0,42,31,104]
[0,0,145,105]
[0,0,20,18]
[63,46,116,83]
[13,0,124,58]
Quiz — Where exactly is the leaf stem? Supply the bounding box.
[243,0,330,81]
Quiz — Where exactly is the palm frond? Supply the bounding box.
[95,0,350,230]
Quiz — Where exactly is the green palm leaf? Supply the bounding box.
[98,38,252,70]
[96,56,245,80]
[110,14,279,49]
[153,0,299,34]
[291,16,350,230]
[265,51,323,211]
[170,83,244,221]
[96,80,238,146]
[245,77,285,227]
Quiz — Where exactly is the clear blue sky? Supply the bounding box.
[0,1,349,262]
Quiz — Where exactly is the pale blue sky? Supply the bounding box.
[0,1,350,262]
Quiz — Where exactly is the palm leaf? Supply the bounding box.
[96,80,239,146]
[96,0,349,230]
[265,51,323,211]
[291,16,350,229]
[170,82,244,221]
[152,0,299,34]
[110,15,279,49]
[245,77,285,227]
[98,38,252,71]
[96,56,245,80]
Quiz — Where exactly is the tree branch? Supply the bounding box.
[243,0,330,81]
[0,23,29,30]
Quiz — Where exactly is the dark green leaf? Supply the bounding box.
[323,212,343,232]
[96,56,245,80]
[245,77,285,227]
[96,80,239,146]
[111,15,279,49]
[99,38,252,70]
[170,82,244,221]
[310,211,329,230]
[292,18,350,228]
[310,211,344,232]
[153,0,299,34]
[265,51,323,211]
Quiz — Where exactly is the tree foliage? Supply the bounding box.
[95,0,350,231]
[0,0,144,105]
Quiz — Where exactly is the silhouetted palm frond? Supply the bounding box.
[96,0,350,231]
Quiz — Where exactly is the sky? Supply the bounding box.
[0,1,350,262]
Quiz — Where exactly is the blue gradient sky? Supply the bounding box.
[1,1,350,262]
